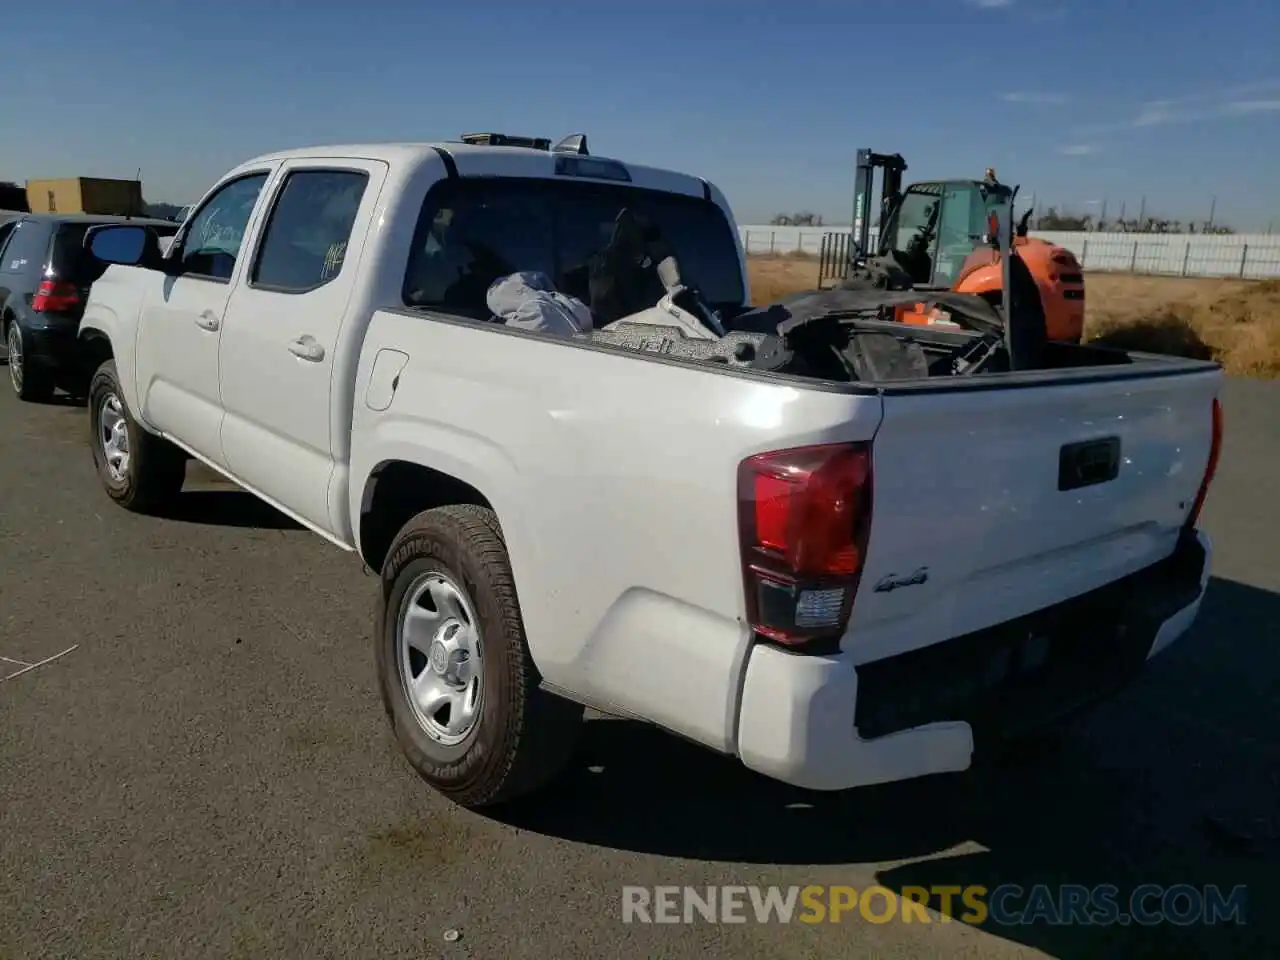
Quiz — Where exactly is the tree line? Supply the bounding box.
[770,211,825,226]
[1029,207,1236,234]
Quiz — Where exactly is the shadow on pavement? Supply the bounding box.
[37,393,88,408]
[501,576,1279,956]
[156,488,302,530]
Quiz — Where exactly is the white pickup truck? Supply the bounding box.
[77,133,1223,809]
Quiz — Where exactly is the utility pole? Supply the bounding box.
[1137,196,1146,229]
[1207,195,1217,230]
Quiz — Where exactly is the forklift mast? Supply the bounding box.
[851,148,907,257]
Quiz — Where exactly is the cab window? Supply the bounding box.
[251,170,369,293]
[176,173,270,281]
[932,183,990,286]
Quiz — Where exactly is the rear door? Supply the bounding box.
[847,370,1221,662]
[218,160,387,536]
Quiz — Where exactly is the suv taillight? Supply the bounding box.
[1185,396,1223,530]
[737,442,873,650]
[32,279,80,313]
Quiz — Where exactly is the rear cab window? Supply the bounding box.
[402,178,745,323]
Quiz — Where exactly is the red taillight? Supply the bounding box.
[1185,396,1223,530]
[32,279,80,313]
[737,442,873,649]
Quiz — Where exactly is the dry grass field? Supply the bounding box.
[746,255,1280,378]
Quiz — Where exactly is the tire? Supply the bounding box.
[6,321,55,402]
[88,359,185,512]
[375,504,584,809]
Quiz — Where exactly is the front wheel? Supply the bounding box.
[88,360,185,512]
[375,504,584,809]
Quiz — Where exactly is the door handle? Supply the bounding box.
[194,310,220,332]
[288,335,325,362]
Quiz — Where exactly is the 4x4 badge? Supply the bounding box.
[874,567,929,593]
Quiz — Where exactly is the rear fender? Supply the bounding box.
[350,421,545,654]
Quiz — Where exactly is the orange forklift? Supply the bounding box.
[842,150,1085,342]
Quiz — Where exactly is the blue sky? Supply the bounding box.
[4,0,1280,229]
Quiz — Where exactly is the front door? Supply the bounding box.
[133,171,274,465]
[218,160,387,537]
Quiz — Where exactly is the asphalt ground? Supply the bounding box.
[1,376,1277,960]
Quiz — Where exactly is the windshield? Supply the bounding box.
[884,183,943,256]
[402,178,745,319]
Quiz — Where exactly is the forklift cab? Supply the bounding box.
[878,176,1014,288]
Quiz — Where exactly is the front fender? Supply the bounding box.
[78,266,150,427]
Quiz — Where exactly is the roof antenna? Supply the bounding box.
[553,134,589,156]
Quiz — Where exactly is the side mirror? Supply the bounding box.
[84,224,160,268]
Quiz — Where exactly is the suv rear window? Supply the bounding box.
[402,178,745,321]
[55,221,178,282]
[1,220,51,275]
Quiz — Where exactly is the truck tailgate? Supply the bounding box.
[847,368,1220,663]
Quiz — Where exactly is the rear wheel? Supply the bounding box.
[7,322,55,402]
[375,504,584,809]
[88,360,185,512]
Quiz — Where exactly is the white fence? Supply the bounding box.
[738,226,1280,280]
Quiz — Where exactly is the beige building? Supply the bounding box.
[25,177,145,216]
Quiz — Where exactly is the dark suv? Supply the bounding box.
[1,214,178,401]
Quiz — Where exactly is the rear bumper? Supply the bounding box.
[19,321,80,372]
[735,528,1211,792]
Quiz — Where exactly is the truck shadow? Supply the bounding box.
[153,461,304,530]
[155,488,302,530]
[32,393,88,408]
[500,575,1279,957]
